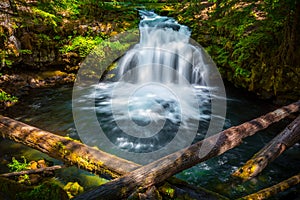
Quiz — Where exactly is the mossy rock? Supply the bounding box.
[0,177,68,200]
[0,177,32,200]
[17,181,69,200]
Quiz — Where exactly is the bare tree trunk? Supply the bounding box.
[74,101,300,200]
[237,173,300,200]
[232,115,300,181]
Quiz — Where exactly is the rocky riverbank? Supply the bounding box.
[0,70,75,109]
[1,1,299,108]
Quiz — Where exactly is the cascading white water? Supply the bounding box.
[116,10,207,85]
[73,10,226,164]
[92,11,214,154]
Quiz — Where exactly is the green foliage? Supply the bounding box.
[39,0,80,17]
[2,59,13,68]
[170,0,299,100]
[60,36,103,57]
[18,174,31,185]
[205,3,272,80]
[0,90,18,103]
[7,156,30,172]
[17,181,68,200]
[2,0,297,101]
[19,49,32,55]
[63,182,84,198]
[105,40,131,54]
[53,35,61,40]
[32,7,59,27]
[37,34,51,42]
[1,49,14,68]
[165,187,175,197]
[7,157,30,184]
[60,35,131,58]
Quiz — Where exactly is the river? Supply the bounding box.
[1,81,299,199]
[1,9,299,199]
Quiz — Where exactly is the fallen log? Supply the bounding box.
[74,101,300,200]
[0,115,225,200]
[0,115,139,178]
[232,115,300,181]
[0,165,65,178]
[237,172,300,200]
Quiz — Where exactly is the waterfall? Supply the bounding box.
[116,10,207,85]
[91,10,212,156]
[73,10,226,164]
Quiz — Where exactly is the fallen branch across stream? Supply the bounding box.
[232,115,300,181]
[74,101,300,199]
[0,115,139,178]
[0,165,65,178]
[0,115,226,200]
[237,172,300,200]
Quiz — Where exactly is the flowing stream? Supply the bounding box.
[72,10,226,164]
[1,84,299,198]
[1,11,299,199]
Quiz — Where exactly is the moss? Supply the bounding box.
[0,177,68,200]
[232,159,261,181]
[120,186,129,197]
[54,138,119,178]
[63,182,84,198]
[54,142,69,156]
[159,183,175,198]
[167,1,300,102]
[17,181,68,200]
[38,70,68,80]
[0,177,32,199]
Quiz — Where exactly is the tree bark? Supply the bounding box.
[237,172,300,200]
[74,101,300,200]
[0,115,139,179]
[232,115,300,181]
[0,165,65,178]
[0,115,226,200]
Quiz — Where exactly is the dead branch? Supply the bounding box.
[237,172,300,200]
[0,165,65,178]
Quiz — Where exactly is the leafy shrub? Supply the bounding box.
[0,90,18,103]
[60,36,103,57]
[7,156,30,172]
[32,7,59,27]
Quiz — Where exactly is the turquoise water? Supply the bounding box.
[1,83,299,199]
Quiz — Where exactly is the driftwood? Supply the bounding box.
[0,165,65,178]
[232,115,300,181]
[237,172,300,200]
[74,101,300,200]
[0,115,225,200]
